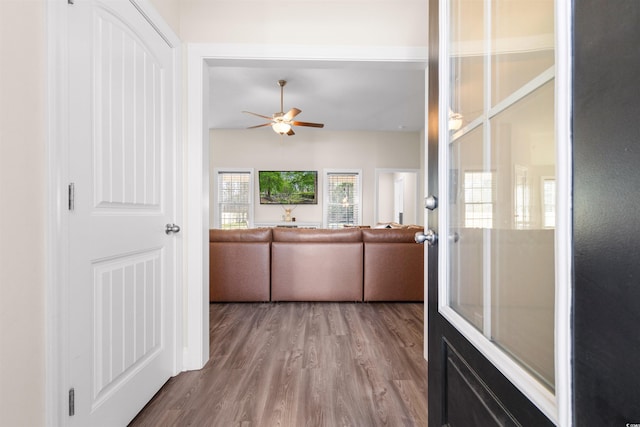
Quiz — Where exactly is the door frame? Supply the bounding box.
[185,44,428,369]
[46,1,182,424]
[373,168,421,226]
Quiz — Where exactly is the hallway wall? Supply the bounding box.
[174,0,428,46]
[0,1,47,426]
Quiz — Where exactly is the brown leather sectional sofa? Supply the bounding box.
[209,227,424,303]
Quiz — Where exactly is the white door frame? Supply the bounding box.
[185,44,428,369]
[46,1,182,424]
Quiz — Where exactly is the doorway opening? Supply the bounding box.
[186,45,428,369]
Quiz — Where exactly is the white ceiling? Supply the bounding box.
[207,59,427,133]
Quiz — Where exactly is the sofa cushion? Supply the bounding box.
[271,242,363,301]
[363,242,424,301]
[210,242,271,302]
[361,228,420,243]
[272,227,362,242]
[209,228,272,242]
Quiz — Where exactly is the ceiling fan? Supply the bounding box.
[243,80,324,136]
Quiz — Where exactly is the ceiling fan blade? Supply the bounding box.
[283,108,302,121]
[247,123,272,129]
[292,121,325,128]
[242,110,273,120]
[286,128,295,136]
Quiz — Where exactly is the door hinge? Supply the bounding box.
[68,387,75,416]
[68,183,75,211]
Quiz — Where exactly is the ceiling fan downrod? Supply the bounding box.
[278,79,287,114]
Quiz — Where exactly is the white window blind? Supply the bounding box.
[325,171,361,228]
[543,178,556,228]
[463,171,494,228]
[216,171,252,229]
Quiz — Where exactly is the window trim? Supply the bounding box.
[213,168,254,229]
[322,169,363,228]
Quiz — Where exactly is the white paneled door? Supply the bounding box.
[67,1,178,425]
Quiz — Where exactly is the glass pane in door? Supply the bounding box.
[444,0,557,401]
[491,0,555,106]
[449,126,485,332]
[450,0,485,129]
[490,81,556,390]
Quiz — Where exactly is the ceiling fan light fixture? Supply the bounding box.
[448,109,463,131]
[272,122,292,134]
[244,80,324,136]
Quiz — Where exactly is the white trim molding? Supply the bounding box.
[46,2,71,424]
[554,0,574,425]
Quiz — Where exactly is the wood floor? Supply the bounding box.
[129,302,428,426]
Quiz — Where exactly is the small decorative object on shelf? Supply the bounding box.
[282,205,297,222]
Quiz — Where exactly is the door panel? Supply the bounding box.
[68,1,177,425]
[444,341,519,426]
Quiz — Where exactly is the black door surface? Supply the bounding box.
[572,0,640,425]
[427,1,640,426]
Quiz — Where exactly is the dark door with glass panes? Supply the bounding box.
[425,0,562,424]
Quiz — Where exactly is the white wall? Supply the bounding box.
[177,0,428,46]
[0,1,46,426]
[147,0,181,35]
[210,129,422,226]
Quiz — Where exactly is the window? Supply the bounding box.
[542,177,556,228]
[463,171,494,228]
[324,170,362,228]
[514,165,531,229]
[215,170,253,229]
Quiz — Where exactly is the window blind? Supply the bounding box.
[326,172,361,228]
[217,171,251,229]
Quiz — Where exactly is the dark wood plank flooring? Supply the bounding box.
[129,302,428,426]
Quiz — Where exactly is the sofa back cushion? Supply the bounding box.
[271,241,363,301]
[361,228,419,243]
[209,228,272,242]
[272,227,362,242]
